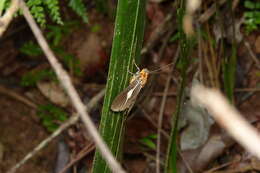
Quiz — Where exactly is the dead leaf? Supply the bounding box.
[71,32,108,76]
[37,81,69,107]
[180,101,214,150]
[195,135,226,170]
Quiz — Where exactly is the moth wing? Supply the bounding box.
[111,79,142,112]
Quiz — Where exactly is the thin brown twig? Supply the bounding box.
[140,107,169,139]
[19,1,125,172]
[0,85,38,109]
[0,0,20,37]
[198,0,226,23]
[143,152,165,166]
[141,0,227,59]
[7,115,79,173]
[141,12,174,55]
[244,41,260,69]
[156,46,180,173]
[203,29,215,87]
[7,89,105,173]
[235,88,260,92]
[204,159,239,173]
[158,25,174,58]
[178,151,194,173]
[59,142,95,173]
[197,22,204,83]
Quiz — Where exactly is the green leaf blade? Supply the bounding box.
[92,0,146,172]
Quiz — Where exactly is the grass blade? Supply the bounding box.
[92,0,146,172]
[164,1,196,171]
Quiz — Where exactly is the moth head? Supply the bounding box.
[140,68,149,87]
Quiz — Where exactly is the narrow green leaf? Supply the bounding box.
[223,48,237,103]
[68,0,88,23]
[92,0,146,172]
[223,1,237,103]
[140,138,156,150]
[164,1,195,171]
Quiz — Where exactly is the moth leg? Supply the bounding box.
[127,59,140,75]
[133,58,140,72]
[127,68,135,75]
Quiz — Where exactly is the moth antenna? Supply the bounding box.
[149,61,175,74]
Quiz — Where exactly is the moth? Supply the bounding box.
[110,59,175,112]
[111,68,149,112]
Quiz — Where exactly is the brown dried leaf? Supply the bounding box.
[37,81,69,107]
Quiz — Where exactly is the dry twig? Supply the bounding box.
[0,85,38,109]
[59,143,95,173]
[191,84,260,159]
[17,1,125,172]
[198,0,226,23]
[141,13,173,55]
[244,41,260,69]
[0,0,19,36]
[156,46,179,173]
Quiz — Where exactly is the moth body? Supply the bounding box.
[111,68,149,112]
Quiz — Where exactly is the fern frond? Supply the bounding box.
[69,0,88,23]
[43,0,63,25]
[27,0,46,27]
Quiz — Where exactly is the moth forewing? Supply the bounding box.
[111,68,149,112]
[111,79,143,112]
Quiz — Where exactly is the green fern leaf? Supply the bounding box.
[69,0,88,23]
[43,0,63,25]
[27,0,46,27]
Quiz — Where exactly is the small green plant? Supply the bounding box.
[27,0,63,27]
[37,104,68,132]
[20,42,82,81]
[68,0,88,23]
[21,69,56,87]
[20,41,43,56]
[20,21,82,79]
[2,0,88,27]
[244,0,260,33]
[91,24,102,33]
[46,21,80,46]
[169,32,180,43]
[54,47,82,76]
[139,134,157,150]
